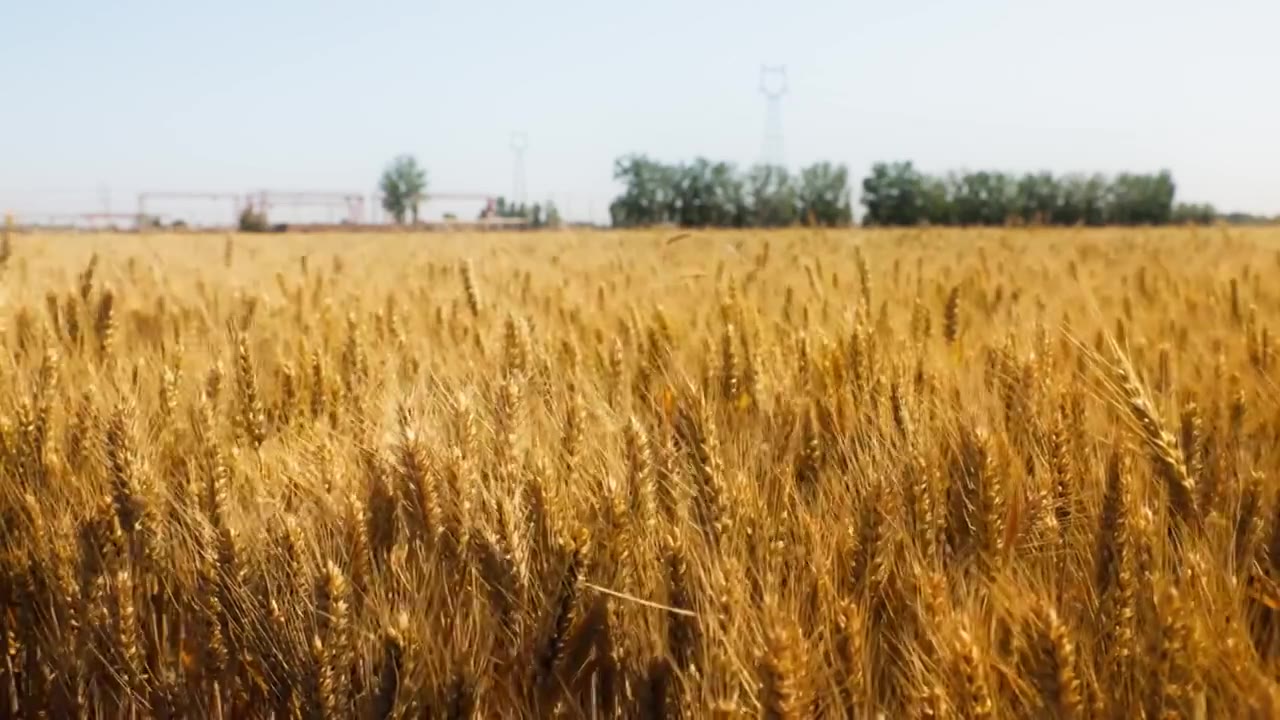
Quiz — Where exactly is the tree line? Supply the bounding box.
[607,156,1230,228]
[477,197,562,228]
[860,161,1216,227]
[608,155,854,228]
[377,155,564,227]
[372,152,1257,229]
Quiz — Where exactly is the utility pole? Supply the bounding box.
[510,131,528,208]
[759,65,788,168]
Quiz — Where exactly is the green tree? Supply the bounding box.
[859,161,1201,228]
[860,162,927,226]
[798,162,853,226]
[922,176,953,225]
[238,204,268,232]
[673,159,713,226]
[610,155,681,227]
[709,161,749,227]
[746,165,798,227]
[379,154,427,224]
[1172,202,1216,225]
[1056,173,1109,226]
[1107,171,1175,225]
[950,171,1016,225]
[545,202,563,228]
[1015,172,1061,225]
[671,158,747,227]
[612,156,1205,230]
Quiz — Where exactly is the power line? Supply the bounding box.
[759,65,788,168]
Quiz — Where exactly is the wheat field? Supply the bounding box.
[1,227,1279,718]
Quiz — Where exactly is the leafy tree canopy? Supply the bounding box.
[379,155,427,224]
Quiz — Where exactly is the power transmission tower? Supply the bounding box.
[759,65,788,168]
[510,131,528,207]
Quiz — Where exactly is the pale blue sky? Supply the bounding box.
[3,0,1277,224]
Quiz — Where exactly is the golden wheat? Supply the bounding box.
[1,226,1279,718]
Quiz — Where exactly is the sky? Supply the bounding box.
[2,0,1278,224]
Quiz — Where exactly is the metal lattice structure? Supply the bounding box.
[252,191,366,225]
[370,192,497,224]
[12,186,505,230]
[137,192,245,228]
[760,65,789,168]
